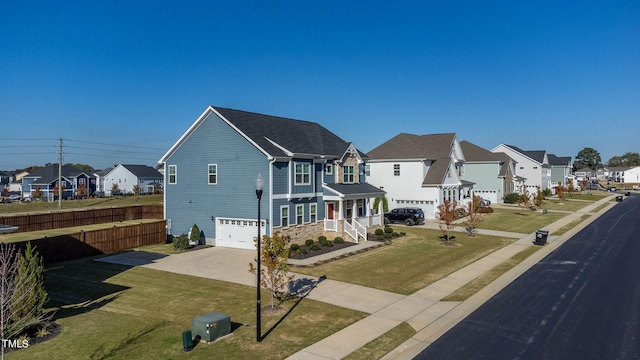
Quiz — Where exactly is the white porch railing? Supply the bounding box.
[324,219,338,232]
[353,219,367,242]
[344,220,357,242]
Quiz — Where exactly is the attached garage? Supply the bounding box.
[215,217,266,250]
[473,189,498,204]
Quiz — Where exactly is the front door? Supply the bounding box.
[327,203,334,219]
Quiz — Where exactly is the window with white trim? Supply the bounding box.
[365,164,370,176]
[296,204,304,225]
[168,165,177,184]
[208,164,217,185]
[325,163,333,175]
[310,203,317,223]
[343,165,355,183]
[393,164,400,176]
[295,162,311,185]
[280,206,289,227]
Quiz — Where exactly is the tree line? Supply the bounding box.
[574,147,640,171]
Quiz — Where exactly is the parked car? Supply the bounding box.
[625,191,631,196]
[384,207,425,226]
[607,186,617,192]
[1,195,20,203]
[479,199,491,207]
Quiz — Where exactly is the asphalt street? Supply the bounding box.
[416,194,640,360]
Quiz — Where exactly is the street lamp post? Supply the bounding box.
[255,173,264,342]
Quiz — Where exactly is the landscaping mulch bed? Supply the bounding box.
[4,321,62,354]
[289,242,358,260]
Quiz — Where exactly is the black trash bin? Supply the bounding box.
[616,195,623,202]
[182,330,194,352]
[535,230,549,246]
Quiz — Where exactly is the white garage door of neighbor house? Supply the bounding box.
[473,190,498,204]
[216,217,265,250]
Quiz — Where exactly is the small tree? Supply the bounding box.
[189,224,201,245]
[76,183,89,199]
[464,196,484,236]
[516,185,533,210]
[556,183,567,200]
[567,179,577,198]
[111,183,119,195]
[53,181,66,199]
[32,187,43,201]
[249,232,294,309]
[437,199,458,243]
[132,185,141,196]
[533,186,546,208]
[373,195,389,213]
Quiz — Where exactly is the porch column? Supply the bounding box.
[338,199,344,220]
[365,198,371,217]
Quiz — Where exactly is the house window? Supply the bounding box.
[295,163,311,185]
[393,164,400,176]
[208,164,217,185]
[310,204,317,223]
[533,166,538,169]
[519,166,524,170]
[325,163,333,175]
[296,204,304,225]
[280,206,289,227]
[365,164,370,176]
[343,166,355,183]
[79,178,86,184]
[458,165,464,176]
[168,165,177,184]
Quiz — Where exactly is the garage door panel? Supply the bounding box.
[216,217,266,250]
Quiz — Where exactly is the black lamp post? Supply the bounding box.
[255,173,264,342]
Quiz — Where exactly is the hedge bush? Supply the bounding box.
[309,243,321,251]
[375,229,384,236]
[318,235,327,242]
[305,239,314,247]
[384,226,393,234]
[290,244,300,251]
[173,234,190,250]
[334,237,344,244]
[503,192,519,204]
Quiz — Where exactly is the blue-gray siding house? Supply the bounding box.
[159,106,384,249]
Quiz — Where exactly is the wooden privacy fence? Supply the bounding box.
[0,205,163,233]
[12,220,167,265]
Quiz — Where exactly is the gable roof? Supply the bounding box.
[367,133,456,160]
[120,165,162,178]
[25,164,87,179]
[460,141,504,162]
[547,154,572,166]
[501,144,546,164]
[161,106,362,162]
[422,159,451,186]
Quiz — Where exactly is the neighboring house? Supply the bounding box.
[491,144,551,194]
[574,168,595,183]
[102,164,163,195]
[21,164,96,200]
[607,166,640,185]
[548,154,573,188]
[159,106,385,249]
[0,171,13,188]
[460,141,521,204]
[366,133,469,220]
[93,167,113,193]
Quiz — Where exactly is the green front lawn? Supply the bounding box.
[10,258,366,360]
[294,227,515,295]
[475,208,565,234]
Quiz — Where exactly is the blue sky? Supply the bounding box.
[1,1,638,170]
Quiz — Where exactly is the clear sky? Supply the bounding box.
[1,1,638,171]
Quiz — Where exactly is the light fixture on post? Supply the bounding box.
[255,173,264,342]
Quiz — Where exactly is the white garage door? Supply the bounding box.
[473,190,498,204]
[216,217,266,250]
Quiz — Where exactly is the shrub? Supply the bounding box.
[334,237,344,244]
[392,232,400,237]
[375,229,384,236]
[173,234,190,250]
[543,188,552,196]
[296,248,307,255]
[290,244,300,251]
[503,193,519,204]
[305,239,314,247]
[309,243,321,251]
[383,233,393,239]
[318,235,327,242]
[384,226,393,234]
[190,224,200,244]
[478,207,494,213]
[319,238,332,247]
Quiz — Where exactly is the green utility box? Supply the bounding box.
[192,312,231,343]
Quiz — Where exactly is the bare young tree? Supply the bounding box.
[0,243,18,360]
[437,199,459,243]
[464,196,484,236]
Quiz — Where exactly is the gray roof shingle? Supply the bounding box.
[366,133,455,160]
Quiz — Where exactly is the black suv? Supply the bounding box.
[384,207,425,226]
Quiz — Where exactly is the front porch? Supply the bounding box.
[322,183,386,243]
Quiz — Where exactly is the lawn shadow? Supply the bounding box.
[260,275,327,341]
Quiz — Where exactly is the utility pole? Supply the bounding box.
[58,138,63,210]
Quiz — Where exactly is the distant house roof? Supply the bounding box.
[547,154,572,166]
[503,144,546,164]
[120,165,162,179]
[460,141,504,162]
[323,183,385,197]
[94,167,113,177]
[367,133,456,160]
[161,106,364,162]
[25,164,88,179]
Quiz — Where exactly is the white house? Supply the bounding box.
[608,166,640,185]
[102,164,163,195]
[492,144,551,194]
[366,133,469,220]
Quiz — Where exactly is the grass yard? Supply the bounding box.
[294,227,515,295]
[0,194,163,215]
[542,199,594,212]
[475,208,566,234]
[553,215,591,236]
[343,322,416,360]
[9,257,366,360]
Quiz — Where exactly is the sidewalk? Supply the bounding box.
[287,195,615,360]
